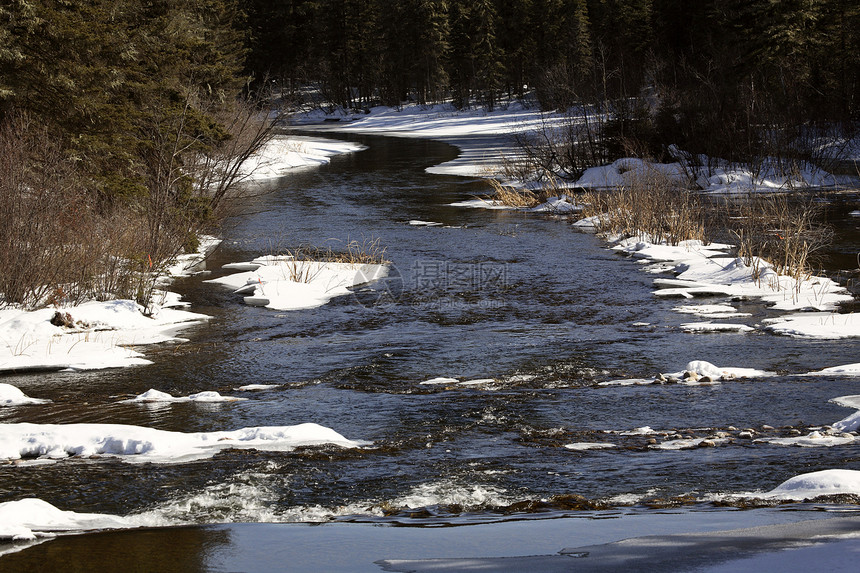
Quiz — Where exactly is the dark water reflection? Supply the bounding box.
[1,134,860,535]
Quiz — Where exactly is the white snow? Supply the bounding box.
[608,235,856,339]
[672,304,751,318]
[0,384,50,406]
[652,437,730,450]
[236,135,366,181]
[681,322,755,333]
[458,378,496,386]
[528,196,583,214]
[206,255,388,311]
[0,422,364,464]
[235,384,279,391]
[121,389,246,403]
[0,498,132,541]
[761,470,860,499]
[408,220,444,226]
[756,431,855,448]
[448,198,515,210]
[564,442,617,451]
[598,378,655,387]
[763,312,860,339]
[806,364,860,377]
[0,300,210,373]
[830,395,860,409]
[419,377,459,386]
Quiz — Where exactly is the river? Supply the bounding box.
[2,132,860,569]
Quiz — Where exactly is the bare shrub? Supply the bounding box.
[0,114,97,307]
[728,193,831,282]
[579,166,707,246]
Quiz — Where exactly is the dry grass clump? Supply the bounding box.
[728,193,831,282]
[579,167,708,246]
[487,179,540,208]
[277,237,389,283]
[486,175,568,208]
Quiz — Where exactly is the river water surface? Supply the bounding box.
[2,133,860,565]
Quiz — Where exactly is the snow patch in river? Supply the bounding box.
[206,256,388,311]
[121,389,246,403]
[0,422,364,464]
[0,384,50,406]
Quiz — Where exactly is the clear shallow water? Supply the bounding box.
[2,133,860,533]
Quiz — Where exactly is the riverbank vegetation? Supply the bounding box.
[0,1,278,308]
[2,0,858,309]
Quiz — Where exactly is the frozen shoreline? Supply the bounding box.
[2,509,858,572]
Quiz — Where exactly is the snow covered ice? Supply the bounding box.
[206,256,388,311]
[0,422,365,464]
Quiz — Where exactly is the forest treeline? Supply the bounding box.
[0,0,265,307]
[249,0,859,162]
[0,0,858,307]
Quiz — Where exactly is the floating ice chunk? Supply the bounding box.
[652,437,728,450]
[458,378,495,386]
[829,395,860,409]
[419,377,459,385]
[408,220,444,226]
[620,426,655,436]
[672,304,751,318]
[832,410,860,433]
[681,322,754,333]
[0,422,363,463]
[666,360,775,381]
[0,498,131,541]
[761,469,860,499]
[564,442,617,451]
[122,389,245,403]
[756,431,855,447]
[598,379,656,387]
[0,384,50,406]
[804,363,860,377]
[448,198,514,210]
[235,384,279,391]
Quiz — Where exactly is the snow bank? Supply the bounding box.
[611,236,856,338]
[761,470,860,499]
[0,498,131,541]
[0,422,364,464]
[0,384,50,406]
[763,312,860,339]
[572,149,842,194]
[0,300,209,373]
[807,364,860,377]
[206,255,388,311]
[121,389,246,404]
[236,135,366,181]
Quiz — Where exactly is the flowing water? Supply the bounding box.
[2,134,860,536]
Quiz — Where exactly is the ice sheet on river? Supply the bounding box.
[0,422,364,464]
